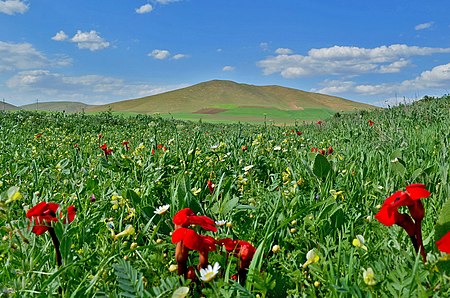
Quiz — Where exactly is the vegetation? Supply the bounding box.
[0,95,449,297]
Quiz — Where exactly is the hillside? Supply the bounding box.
[0,102,20,111]
[20,101,93,113]
[86,80,374,122]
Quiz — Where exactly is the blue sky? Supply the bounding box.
[1,0,450,106]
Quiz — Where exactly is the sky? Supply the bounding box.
[1,0,450,107]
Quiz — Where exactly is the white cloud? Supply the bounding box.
[6,69,188,104]
[172,53,187,60]
[275,48,293,55]
[313,62,450,96]
[258,44,450,78]
[415,22,434,31]
[71,30,110,51]
[260,42,269,51]
[136,4,153,14]
[0,41,71,72]
[148,49,171,59]
[222,66,235,71]
[52,30,68,41]
[0,0,28,15]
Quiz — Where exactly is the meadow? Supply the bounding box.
[0,96,449,297]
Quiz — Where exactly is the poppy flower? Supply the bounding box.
[375,184,430,261]
[207,180,215,194]
[157,144,163,150]
[26,202,76,235]
[327,146,333,155]
[311,147,318,153]
[100,143,108,150]
[436,231,450,253]
[173,208,217,232]
[296,131,302,136]
[172,227,216,270]
[172,228,216,253]
[122,141,130,151]
[368,120,374,126]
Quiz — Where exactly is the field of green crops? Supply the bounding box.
[1,96,450,297]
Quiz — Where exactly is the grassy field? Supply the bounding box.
[0,96,449,297]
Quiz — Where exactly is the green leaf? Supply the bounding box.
[313,154,331,179]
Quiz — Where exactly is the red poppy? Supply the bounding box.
[436,231,450,253]
[368,120,374,126]
[157,144,163,150]
[100,143,108,150]
[317,121,323,125]
[218,238,256,261]
[405,184,430,200]
[172,228,216,252]
[207,180,215,194]
[311,147,318,153]
[173,208,217,232]
[319,149,326,155]
[26,202,76,235]
[151,148,155,154]
[327,146,333,155]
[296,131,302,136]
[122,141,130,151]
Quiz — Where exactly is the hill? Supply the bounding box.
[0,101,20,111]
[20,101,93,113]
[86,80,374,123]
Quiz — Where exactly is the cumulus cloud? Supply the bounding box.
[172,53,187,60]
[0,0,28,15]
[136,4,153,14]
[275,48,293,55]
[222,66,235,71]
[257,44,450,78]
[71,30,110,51]
[0,41,71,72]
[6,69,188,104]
[313,62,450,97]
[52,30,68,41]
[148,49,170,59]
[415,22,434,31]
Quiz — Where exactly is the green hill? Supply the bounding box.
[0,102,20,111]
[86,80,375,123]
[20,101,93,113]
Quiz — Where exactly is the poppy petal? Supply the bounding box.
[26,202,47,218]
[31,225,49,235]
[173,208,195,226]
[171,227,188,244]
[436,231,450,253]
[406,184,430,200]
[188,215,217,232]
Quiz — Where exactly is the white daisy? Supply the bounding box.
[154,204,170,215]
[199,262,221,282]
[215,220,227,226]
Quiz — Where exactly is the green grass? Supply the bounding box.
[0,96,449,297]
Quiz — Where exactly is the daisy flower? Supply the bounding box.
[154,204,170,215]
[199,262,221,282]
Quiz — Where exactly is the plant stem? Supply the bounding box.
[48,227,62,267]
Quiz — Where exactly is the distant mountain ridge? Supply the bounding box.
[86,80,374,114]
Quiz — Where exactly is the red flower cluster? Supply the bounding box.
[26,202,76,235]
[218,238,256,282]
[100,143,113,160]
[171,208,256,283]
[375,183,430,261]
[311,146,333,155]
[171,208,217,276]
